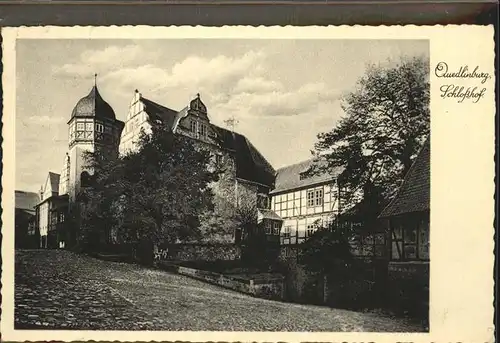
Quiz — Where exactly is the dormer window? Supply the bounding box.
[299,172,308,180]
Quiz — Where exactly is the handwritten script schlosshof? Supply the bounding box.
[435,61,492,103]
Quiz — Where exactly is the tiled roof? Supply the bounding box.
[258,208,283,221]
[137,95,276,188]
[140,97,179,129]
[379,138,430,218]
[271,159,343,194]
[212,125,276,187]
[15,190,40,212]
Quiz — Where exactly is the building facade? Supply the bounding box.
[36,81,124,248]
[64,83,124,201]
[270,159,343,244]
[15,190,40,249]
[379,138,430,316]
[119,90,280,245]
[34,84,279,251]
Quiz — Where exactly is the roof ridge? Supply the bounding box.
[276,158,315,172]
[140,96,178,113]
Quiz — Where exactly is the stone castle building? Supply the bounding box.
[35,83,281,249]
[119,90,280,244]
[35,80,124,248]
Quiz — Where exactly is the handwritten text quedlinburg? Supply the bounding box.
[435,61,490,103]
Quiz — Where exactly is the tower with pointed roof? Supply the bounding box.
[64,75,124,201]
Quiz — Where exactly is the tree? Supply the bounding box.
[117,123,219,246]
[77,149,124,251]
[78,122,219,253]
[313,56,430,212]
[301,222,355,274]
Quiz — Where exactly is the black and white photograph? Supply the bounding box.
[12,37,430,332]
[1,25,495,342]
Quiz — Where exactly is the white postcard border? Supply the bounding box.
[1,25,495,342]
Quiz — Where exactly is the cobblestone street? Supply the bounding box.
[15,250,424,331]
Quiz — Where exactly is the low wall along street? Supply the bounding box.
[159,262,285,300]
[155,243,242,262]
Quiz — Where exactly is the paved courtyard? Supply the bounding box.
[15,249,424,331]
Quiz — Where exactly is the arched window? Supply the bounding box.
[80,171,91,187]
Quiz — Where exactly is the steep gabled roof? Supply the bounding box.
[271,158,343,194]
[379,138,430,218]
[137,95,276,188]
[212,125,276,187]
[15,190,40,212]
[140,97,179,128]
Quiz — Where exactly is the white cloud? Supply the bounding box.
[212,81,341,118]
[100,64,170,94]
[81,45,148,65]
[53,46,341,120]
[27,115,65,124]
[98,50,267,97]
[234,77,283,94]
[52,44,157,77]
[165,50,265,90]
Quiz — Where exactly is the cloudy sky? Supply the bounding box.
[16,39,428,192]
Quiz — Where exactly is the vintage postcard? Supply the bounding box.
[1,25,495,342]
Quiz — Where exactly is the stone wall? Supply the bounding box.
[172,265,285,300]
[197,145,240,244]
[159,243,242,262]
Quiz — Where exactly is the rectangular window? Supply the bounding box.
[76,122,84,131]
[59,213,65,223]
[215,154,223,165]
[273,222,281,235]
[96,123,104,133]
[282,226,291,238]
[306,224,315,237]
[315,189,323,206]
[86,123,93,131]
[307,188,324,207]
[307,190,315,207]
[265,221,272,234]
